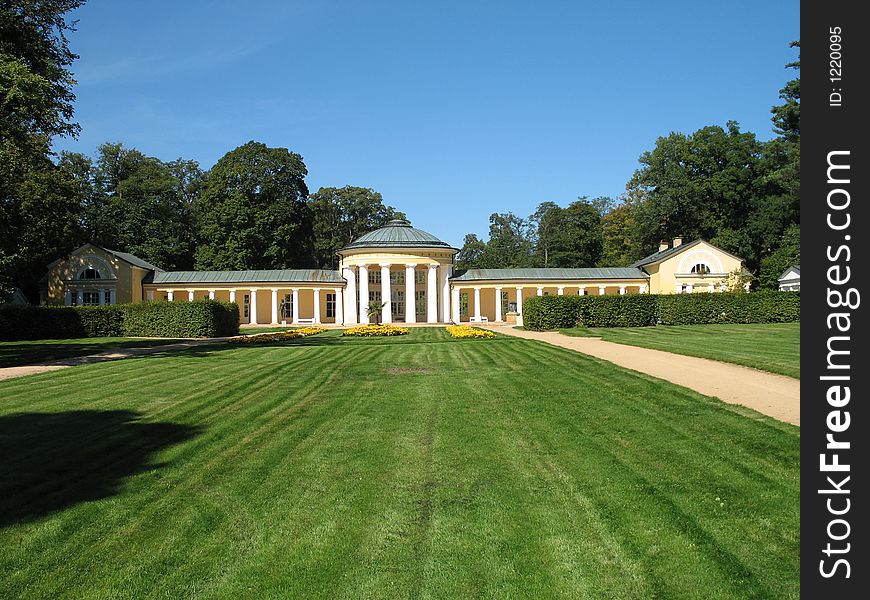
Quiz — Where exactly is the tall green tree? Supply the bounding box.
[600,191,645,266]
[455,233,486,270]
[308,186,403,269]
[193,141,313,270]
[1,0,85,301]
[530,199,605,268]
[479,212,534,268]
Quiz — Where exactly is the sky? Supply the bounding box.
[54,0,800,248]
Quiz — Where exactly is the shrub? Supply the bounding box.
[122,300,239,338]
[446,325,495,339]
[0,305,125,340]
[0,300,239,341]
[522,290,800,330]
[656,291,800,325]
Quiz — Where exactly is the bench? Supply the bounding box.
[468,316,489,323]
[296,318,316,325]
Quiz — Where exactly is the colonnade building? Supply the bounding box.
[41,219,745,325]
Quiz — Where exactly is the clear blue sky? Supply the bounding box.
[54,0,799,248]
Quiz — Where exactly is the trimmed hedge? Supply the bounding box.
[656,291,800,325]
[0,300,239,341]
[522,291,800,331]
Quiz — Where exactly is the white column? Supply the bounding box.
[343,267,357,324]
[441,264,452,323]
[639,285,647,294]
[536,287,543,296]
[65,290,72,306]
[516,287,523,315]
[146,289,154,301]
[188,290,194,302]
[229,289,236,303]
[380,264,391,324]
[578,286,586,296]
[335,288,344,325]
[313,288,321,324]
[598,285,606,296]
[98,288,105,305]
[473,287,481,320]
[291,288,299,324]
[619,285,626,295]
[675,283,683,294]
[77,290,83,305]
[167,290,174,302]
[557,287,564,295]
[451,287,461,323]
[495,287,503,322]
[719,282,728,293]
[686,284,694,294]
[271,288,279,324]
[250,289,258,324]
[209,289,216,300]
[358,265,369,324]
[405,264,416,324]
[708,283,715,293]
[109,289,115,305]
[427,264,438,323]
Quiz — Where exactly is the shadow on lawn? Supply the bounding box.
[0,410,200,527]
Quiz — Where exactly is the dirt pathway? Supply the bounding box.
[0,339,227,382]
[489,326,800,426]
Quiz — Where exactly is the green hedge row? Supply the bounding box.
[0,300,239,341]
[522,291,800,330]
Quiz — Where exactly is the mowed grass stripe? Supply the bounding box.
[0,328,798,599]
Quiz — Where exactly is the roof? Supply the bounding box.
[450,267,649,282]
[778,265,801,280]
[106,249,163,272]
[341,219,456,251]
[151,269,345,285]
[629,239,741,268]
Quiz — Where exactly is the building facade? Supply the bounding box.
[42,220,746,325]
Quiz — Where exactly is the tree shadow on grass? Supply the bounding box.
[0,410,200,527]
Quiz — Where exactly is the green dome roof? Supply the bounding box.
[342,219,454,250]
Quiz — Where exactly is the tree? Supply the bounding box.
[479,212,534,268]
[455,233,486,270]
[530,198,605,268]
[758,224,800,290]
[771,41,800,141]
[193,141,313,270]
[1,0,86,301]
[308,186,403,269]
[600,192,645,266]
[529,201,560,267]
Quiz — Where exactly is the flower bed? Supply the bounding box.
[229,327,326,343]
[341,324,409,337]
[446,325,496,339]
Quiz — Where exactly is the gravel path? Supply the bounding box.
[489,326,800,426]
[0,339,227,382]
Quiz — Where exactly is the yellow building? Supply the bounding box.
[42,221,745,325]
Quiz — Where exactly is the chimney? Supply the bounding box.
[658,240,669,252]
[672,236,683,248]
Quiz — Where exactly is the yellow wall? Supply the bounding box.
[44,244,137,305]
[651,242,742,294]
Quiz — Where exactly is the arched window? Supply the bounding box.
[690,263,710,275]
[79,268,102,279]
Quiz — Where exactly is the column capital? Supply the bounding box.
[494,285,502,290]
[405,263,417,269]
[291,287,299,292]
[379,263,392,269]
[313,287,321,292]
[428,263,438,270]
[271,288,278,292]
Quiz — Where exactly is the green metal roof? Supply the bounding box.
[342,219,456,250]
[106,249,163,272]
[450,267,649,282]
[152,269,344,285]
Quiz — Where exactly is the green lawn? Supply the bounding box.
[0,337,183,368]
[0,328,799,599]
[559,323,800,379]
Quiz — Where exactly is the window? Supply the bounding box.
[415,270,426,285]
[69,291,78,306]
[369,290,382,303]
[501,290,509,318]
[369,270,381,285]
[391,290,404,318]
[104,290,112,305]
[82,291,100,305]
[691,263,711,274]
[459,292,469,318]
[326,293,336,318]
[243,294,250,318]
[415,290,426,318]
[281,294,293,319]
[390,271,404,285]
[79,268,101,279]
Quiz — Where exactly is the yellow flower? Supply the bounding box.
[342,324,409,337]
[446,325,495,339]
[229,327,326,343]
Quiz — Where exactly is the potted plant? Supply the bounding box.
[367,301,386,324]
